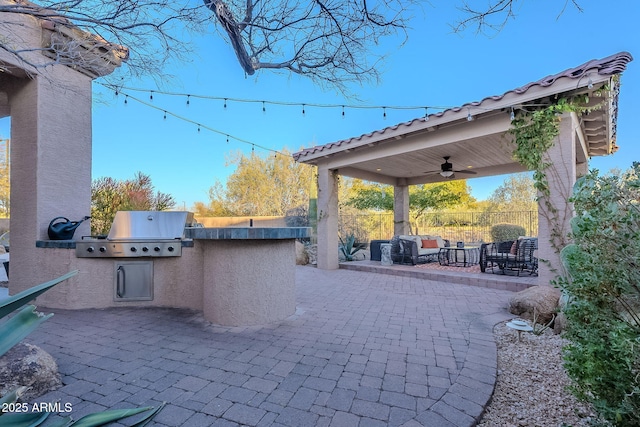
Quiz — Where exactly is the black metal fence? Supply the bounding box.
[339,211,538,244]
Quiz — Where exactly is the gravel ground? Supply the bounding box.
[477,322,597,427]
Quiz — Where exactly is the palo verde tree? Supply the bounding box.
[202,148,314,217]
[91,171,175,235]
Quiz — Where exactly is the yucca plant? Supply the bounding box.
[0,271,165,426]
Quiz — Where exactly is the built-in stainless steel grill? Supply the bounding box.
[75,211,193,258]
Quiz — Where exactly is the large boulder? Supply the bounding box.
[509,286,561,325]
[0,343,61,401]
[295,241,309,265]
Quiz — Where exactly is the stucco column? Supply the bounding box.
[537,113,577,285]
[394,182,410,236]
[9,70,93,293]
[316,163,339,270]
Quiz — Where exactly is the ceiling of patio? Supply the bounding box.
[293,52,633,187]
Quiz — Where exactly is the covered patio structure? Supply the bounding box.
[294,52,633,285]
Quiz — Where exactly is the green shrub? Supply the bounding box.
[490,223,526,242]
[560,165,640,426]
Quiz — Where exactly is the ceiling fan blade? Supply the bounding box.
[453,170,477,175]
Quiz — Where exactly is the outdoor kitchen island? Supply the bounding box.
[33,216,309,328]
[185,226,310,327]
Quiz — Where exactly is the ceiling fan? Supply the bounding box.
[424,156,478,178]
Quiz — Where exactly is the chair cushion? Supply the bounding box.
[421,239,439,249]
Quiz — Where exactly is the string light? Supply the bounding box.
[262,101,266,113]
[467,108,473,121]
[302,104,306,116]
[424,107,429,121]
[342,106,345,118]
[186,95,190,106]
[101,83,451,115]
[124,95,128,105]
[114,89,287,158]
[150,91,153,101]
[510,107,515,121]
[383,107,387,119]
[587,77,594,89]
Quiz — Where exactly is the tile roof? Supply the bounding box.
[293,51,633,162]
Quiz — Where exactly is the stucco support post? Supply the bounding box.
[537,113,577,285]
[316,164,339,270]
[8,71,93,294]
[394,181,410,236]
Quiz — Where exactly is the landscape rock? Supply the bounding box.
[295,241,309,265]
[509,285,561,325]
[0,343,61,401]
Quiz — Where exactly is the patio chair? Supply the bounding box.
[480,238,538,276]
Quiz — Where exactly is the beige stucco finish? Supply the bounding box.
[201,240,296,326]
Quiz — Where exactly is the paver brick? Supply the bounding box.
[24,267,518,427]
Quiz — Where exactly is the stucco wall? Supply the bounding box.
[201,239,296,326]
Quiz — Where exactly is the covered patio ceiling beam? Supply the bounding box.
[321,113,512,171]
[334,167,398,185]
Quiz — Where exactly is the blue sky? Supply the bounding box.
[2,1,639,210]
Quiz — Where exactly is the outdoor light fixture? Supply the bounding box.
[440,170,454,178]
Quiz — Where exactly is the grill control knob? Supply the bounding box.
[142,246,149,252]
[167,246,175,252]
[99,247,106,253]
[154,246,161,252]
[87,246,95,253]
[130,247,137,253]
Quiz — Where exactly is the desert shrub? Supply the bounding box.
[560,165,640,426]
[490,223,526,242]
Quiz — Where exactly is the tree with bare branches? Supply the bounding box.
[452,0,583,35]
[0,0,583,90]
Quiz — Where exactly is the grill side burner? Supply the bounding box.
[75,211,192,258]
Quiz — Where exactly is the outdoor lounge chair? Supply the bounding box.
[390,235,450,265]
[479,238,538,276]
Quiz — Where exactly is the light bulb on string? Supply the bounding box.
[224,98,227,109]
[467,108,473,121]
[424,107,429,122]
[186,95,190,106]
[124,95,128,105]
[150,91,153,101]
[197,124,200,133]
[262,101,266,113]
[226,135,229,143]
[302,104,306,116]
[163,111,167,120]
[342,106,345,118]
[383,107,387,119]
[510,107,515,121]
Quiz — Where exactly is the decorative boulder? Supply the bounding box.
[509,286,561,325]
[0,343,61,401]
[295,241,309,265]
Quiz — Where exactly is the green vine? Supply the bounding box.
[509,93,605,255]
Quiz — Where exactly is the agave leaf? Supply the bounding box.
[0,411,49,426]
[70,406,154,427]
[0,386,28,407]
[44,416,73,427]
[129,402,166,427]
[0,305,53,358]
[0,271,79,320]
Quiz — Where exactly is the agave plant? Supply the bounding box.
[339,233,367,261]
[0,271,165,426]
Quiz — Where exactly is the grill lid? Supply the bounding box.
[107,211,192,241]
